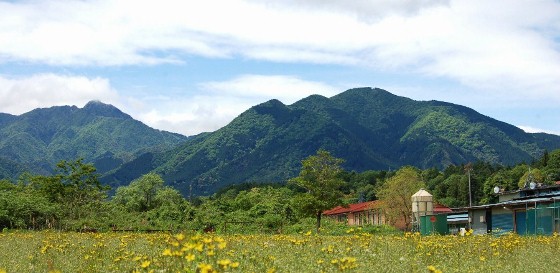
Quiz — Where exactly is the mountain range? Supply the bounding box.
[1,88,559,196]
[103,88,560,195]
[0,100,187,178]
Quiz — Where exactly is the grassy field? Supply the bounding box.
[0,230,559,273]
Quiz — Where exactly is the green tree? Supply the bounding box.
[148,187,191,229]
[340,170,385,202]
[0,179,59,229]
[112,173,192,230]
[481,169,512,204]
[56,159,108,220]
[543,149,560,182]
[22,159,108,226]
[113,173,165,212]
[289,150,346,233]
[377,166,425,230]
[518,168,545,188]
[433,174,466,208]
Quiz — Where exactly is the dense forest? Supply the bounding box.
[1,149,559,233]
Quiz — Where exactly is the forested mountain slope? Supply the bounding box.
[0,101,187,177]
[104,88,560,195]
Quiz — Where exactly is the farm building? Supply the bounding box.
[415,183,560,236]
[467,183,560,235]
[324,198,453,231]
[323,201,386,226]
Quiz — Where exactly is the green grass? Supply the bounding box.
[1,230,559,272]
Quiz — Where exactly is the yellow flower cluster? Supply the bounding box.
[427,265,442,273]
[2,230,560,272]
[162,233,239,273]
[331,257,358,271]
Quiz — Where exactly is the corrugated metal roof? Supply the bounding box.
[447,213,468,223]
[500,196,560,206]
[323,201,382,215]
[469,196,560,209]
[497,184,560,195]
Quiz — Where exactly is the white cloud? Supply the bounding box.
[0,74,119,114]
[135,95,251,136]
[1,0,559,98]
[137,75,340,135]
[518,125,560,136]
[200,74,339,104]
[0,72,340,136]
[1,0,560,126]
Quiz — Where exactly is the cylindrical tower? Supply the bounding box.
[411,189,433,230]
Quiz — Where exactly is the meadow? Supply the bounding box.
[0,230,559,273]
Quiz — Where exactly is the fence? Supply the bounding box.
[516,201,560,235]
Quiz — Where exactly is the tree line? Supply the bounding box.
[1,149,559,232]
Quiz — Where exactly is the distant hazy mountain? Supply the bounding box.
[0,101,187,178]
[103,88,560,196]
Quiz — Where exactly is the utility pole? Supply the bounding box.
[465,163,473,207]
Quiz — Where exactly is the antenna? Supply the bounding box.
[464,163,473,207]
[493,186,500,194]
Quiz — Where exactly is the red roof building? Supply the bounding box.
[434,203,453,214]
[324,201,453,229]
[323,201,386,226]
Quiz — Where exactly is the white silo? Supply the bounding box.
[411,189,434,230]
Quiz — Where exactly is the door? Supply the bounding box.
[515,210,526,235]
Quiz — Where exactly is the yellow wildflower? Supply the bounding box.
[217,259,232,269]
[140,260,151,268]
[185,253,195,262]
[175,233,185,241]
[162,248,172,256]
[217,241,227,249]
[197,263,215,273]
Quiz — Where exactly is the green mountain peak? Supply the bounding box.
[83,100,131,119]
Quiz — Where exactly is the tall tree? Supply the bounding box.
[377,166,425,230]
[26,159,108,222]
[544,149,560,182]
[289,150,345,233]
[56,159,108,220]
[518,168,545,188]
[113,173,165,212]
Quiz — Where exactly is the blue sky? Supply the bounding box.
[1,0,560,136]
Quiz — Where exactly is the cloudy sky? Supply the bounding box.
[1,0,559,136]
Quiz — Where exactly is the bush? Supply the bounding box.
[283,217,401,235]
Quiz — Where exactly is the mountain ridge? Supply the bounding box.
[1,89,559,197]
[102,87,560,196]
[0,101,187,176]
